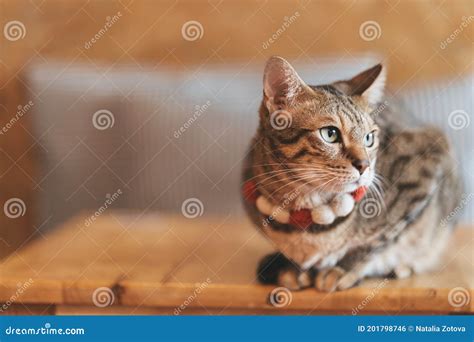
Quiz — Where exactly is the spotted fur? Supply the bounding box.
[243,56,462,292]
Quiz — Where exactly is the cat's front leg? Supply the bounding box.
[314,248,372,292]
[314,262,415,292]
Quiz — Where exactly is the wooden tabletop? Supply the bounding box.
[0,212,472,315]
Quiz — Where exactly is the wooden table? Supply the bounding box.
[0,212,472,315]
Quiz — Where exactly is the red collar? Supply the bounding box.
[243,180,367,229]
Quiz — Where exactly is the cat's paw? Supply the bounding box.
[315,267,345,292]
[315,267,360,292]
[278,269,313,290]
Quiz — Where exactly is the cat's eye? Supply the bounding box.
[319,126,340,143]
[364,131,375,147]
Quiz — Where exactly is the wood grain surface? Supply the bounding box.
[0,212,472,315]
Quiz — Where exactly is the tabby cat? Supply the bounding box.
[242,56,462,292]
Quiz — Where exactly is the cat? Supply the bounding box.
[242,56,462,292]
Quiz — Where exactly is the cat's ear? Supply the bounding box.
[263,56,313,112]
[333,64,385,106]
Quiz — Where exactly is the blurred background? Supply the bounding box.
[0,0,472,259]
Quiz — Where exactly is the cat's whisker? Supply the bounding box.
[267,174,328,198]
[245,168,313,183]
[252,168,334,185]
[367,183,385,210]
[371,175,386,201]
[267,172,340,198]
[373,173,389,187]
[373,180,385,198]
[289,177,335,200]
[252,162,316,167]
[260,170,334,190]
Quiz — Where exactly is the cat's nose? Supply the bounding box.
[352,159,369,175]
